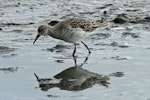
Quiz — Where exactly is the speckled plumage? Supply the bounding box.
[67,18,107,32]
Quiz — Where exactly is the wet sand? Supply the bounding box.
[0,0,150,100]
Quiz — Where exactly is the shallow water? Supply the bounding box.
[0,0,150,100]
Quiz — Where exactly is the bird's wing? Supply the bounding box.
[69,18,98,32]
[54,18,107,32]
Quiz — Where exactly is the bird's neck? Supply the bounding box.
[47,26,58,39]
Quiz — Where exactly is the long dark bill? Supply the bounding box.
[33,34,40,44]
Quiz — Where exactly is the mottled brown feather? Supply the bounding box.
[54,18,107,32]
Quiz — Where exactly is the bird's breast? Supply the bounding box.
[55,28,88,43]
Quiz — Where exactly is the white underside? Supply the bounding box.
[59,28,90,43]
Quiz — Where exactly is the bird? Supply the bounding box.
[33,15,108,57]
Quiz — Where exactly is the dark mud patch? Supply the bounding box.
[0,46,16,55]
[55,59,64,63]
[0,67,19,73]
[48,20,60,26]
[146,47,150,49]
[10,29,23,33]
[1,54,17,58]
[103,56,131,60]
[122,32,141,38]
[113,14,150,24]
[47,95,60,98]
[113,14,129,24]
[0,22,35,26]
[109,72,124,77]
[45,44,71,52]
[79,11,96,15]
[11,38,31,42]
[111,56,131,60]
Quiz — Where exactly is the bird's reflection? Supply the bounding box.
[34,56,110,91]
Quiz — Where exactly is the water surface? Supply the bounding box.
[0,0,150,100]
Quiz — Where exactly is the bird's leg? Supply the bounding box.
[72,43,77,57]
[81,41,91,54]
[80,54,90,67]
[73,55,77,66]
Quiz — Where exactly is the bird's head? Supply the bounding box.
[33,25,49,44]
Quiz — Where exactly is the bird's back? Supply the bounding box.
[54,18,107,32]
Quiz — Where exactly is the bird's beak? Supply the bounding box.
[33,34,40,44]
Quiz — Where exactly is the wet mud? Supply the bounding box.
[0,0,150,100]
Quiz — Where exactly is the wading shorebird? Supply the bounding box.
[33,15,108,57]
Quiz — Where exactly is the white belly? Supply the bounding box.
[58,28,89,43]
